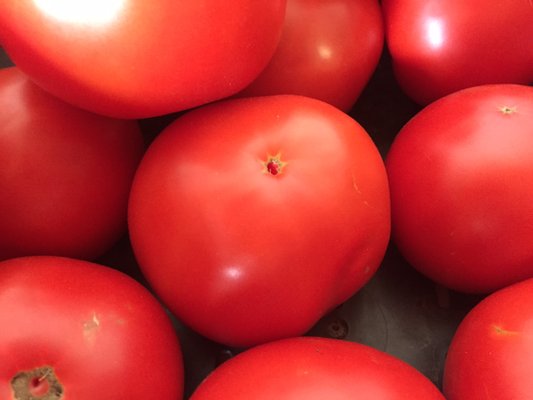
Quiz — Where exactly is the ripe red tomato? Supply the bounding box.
[0,256,184,400]
[443,277,533,399]
[0,66,144,261]
[237,0,384,112]
[128,95,391,347]
[190,336,445,399]
[382,0,533,105]
[386,84,533,293]
[0,1,286,118]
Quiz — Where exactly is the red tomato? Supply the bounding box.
[0,1,286,118]
[443,277,533,399]
[237,0,384,112]
[128,95,390,347]
[0,256,184,400]
[0,67,144,261]
[382,0,533,105]
[190,336,445,399]
[386,84,533,293]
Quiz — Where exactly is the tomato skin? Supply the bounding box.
[237,0,384,112]
[382,0,533,105]
[386,84,533,293]
[190,336,445,399]
[443,278,533,399]
[0,1,286,118]
[0,256,184,400]
[0,67,144,261]
[128,95,390,347]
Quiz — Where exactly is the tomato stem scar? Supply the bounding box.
[267,160,281,175]
[261,152,287,176]
[11,366,64,400]
[38,368,51,382]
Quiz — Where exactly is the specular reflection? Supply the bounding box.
[32,0,126,26]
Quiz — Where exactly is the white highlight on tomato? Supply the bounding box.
[224,266,243,281]
[426,17,445,49]
[32,0,126,25]
[317,44,333,60]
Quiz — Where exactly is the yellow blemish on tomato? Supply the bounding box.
[352,175,362,195]
[83,312,101,343]
[499,105,518,115]
[492,324,519,336]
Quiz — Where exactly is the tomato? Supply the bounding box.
[0,256,184,400]
[386,84,533,293]
[382,0,533,105]
[190,336,445,399]
[443,277,533,399]
[128,95,391,347]
[0,66,144,262]
[237,0,384,112]
[0,1,286,118]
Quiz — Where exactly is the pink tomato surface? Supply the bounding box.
[238,0,384,112]
[0,256,184,400]
[190,337,445,399]
[0,1,286,118]
[444,277,533,399]
[382,0,533,105]
[128,95,391,347]
[0,66,144,261]
[386,84,533,293]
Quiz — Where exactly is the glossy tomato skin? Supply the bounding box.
[128,95,390,347]
[0,1,286,118]
[237,0,384,112]
[382,0,533,105]
[0,256,184,400]
[0,67,144,261]
[443,278,533,399]
[190,337,445,399]
[386,84,533,293]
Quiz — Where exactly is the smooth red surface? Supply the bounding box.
[444,278,533,399]
[238,0,384,112]
[386,84,533,293]
[128,95,391,347]
[0,67,144,261]
[0,256,184,400]
[190,337,445,399]
[0,1,286,118]
[382,0,533,105]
